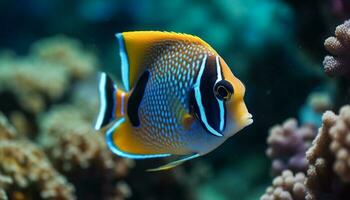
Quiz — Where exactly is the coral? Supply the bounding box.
[323,20,350,77]
[39,105,133,199]
[306,105,350,200]
[266,119,317,176]
[8,111,33,138]
[0,58,69,114]
[0,35,133,200]
[0,112,18,140]
[30,36,97,79]
[329,105,350,182]
[0,35,98,115]
[260,170,307,200]
[0,140,75,200]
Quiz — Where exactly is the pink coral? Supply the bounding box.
[261,170,307,200]
[266,119,317,176]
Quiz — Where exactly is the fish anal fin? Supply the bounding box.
[147,154,200,172]
[106,118,171,157]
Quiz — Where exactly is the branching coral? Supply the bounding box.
[266,119,317,176]
[39,105,133,199]
[306,105,350,200]
[323,20,350,77]
[329,106,350,182]
[0,140,75,200]
[263,105,350,200]
[260,170,307,200]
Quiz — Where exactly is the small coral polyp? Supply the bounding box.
[323,20,350,77]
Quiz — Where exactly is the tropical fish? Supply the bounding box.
[94,31,253,171]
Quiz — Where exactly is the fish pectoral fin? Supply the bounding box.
[147,154,201,172]
[182,113,195,130]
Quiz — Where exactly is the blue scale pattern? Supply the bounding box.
[132,40,215,154]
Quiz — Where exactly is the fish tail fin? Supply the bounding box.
[94,72,128,130]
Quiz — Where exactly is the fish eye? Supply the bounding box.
[214,80,234,101]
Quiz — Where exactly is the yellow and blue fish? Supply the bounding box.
[94,31,253,171]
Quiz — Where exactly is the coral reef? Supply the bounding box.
[1,2,348,198]
[260,170,307,200]
[266,119,317,176]
[0,36,97,116]
[38,105,134,199]
[0,35,133,200]
[323,20,350,77]
[263,105,350,200]
[0,140,75,200]
[0,115,75,200]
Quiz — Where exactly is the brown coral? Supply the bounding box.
[30,36,97,79]
[0,35,98,116]
[306,105,350,200]
[328,105,350,182]
[0,112,18,140]
[0,35,135,200]
[0,58,70,114]
[260,170,307,200]
[266,119,317,176]
[323,20,350,77]
[0,140,75,200]
[39,105,133,199]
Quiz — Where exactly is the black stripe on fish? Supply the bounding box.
[94,73,117,130]
[127,70,150,127]
[191,55,226,136]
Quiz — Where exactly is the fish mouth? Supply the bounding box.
[240,113,253,127]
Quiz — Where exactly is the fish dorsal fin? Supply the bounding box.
[116,31,215,91]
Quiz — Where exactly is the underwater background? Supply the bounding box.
[0,0,350,199]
